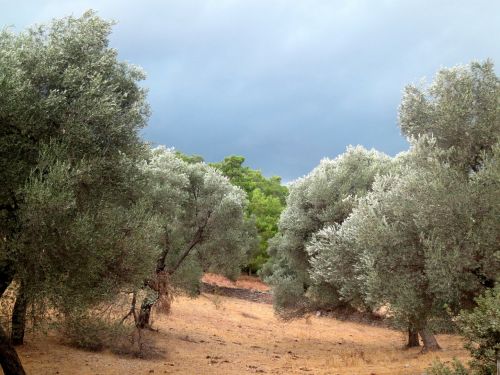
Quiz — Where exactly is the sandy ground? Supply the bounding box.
[15,292,469,375]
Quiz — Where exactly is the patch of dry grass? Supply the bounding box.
[16,294,469,374]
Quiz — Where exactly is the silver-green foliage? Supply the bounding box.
[263,146,392,314]
[16,149,160,312]
[308,61,499,339]
[314,140,475,326]
[310,139,498,332]
[399,60,499,172]
[426,285,500,375]
[0,11,148,213]
[143,147,256,294]
[0,11,155,314]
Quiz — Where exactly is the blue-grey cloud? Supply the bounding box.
[2,0,499,181]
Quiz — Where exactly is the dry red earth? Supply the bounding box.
[11,276,469,375]
[202,273,270,292]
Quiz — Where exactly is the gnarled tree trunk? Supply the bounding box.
[136,228,204,330]
[0,262,25,373]
[137,300,154,329]
[11,284,27,346]
[418,328,441,352]
[136,233,170,329]
[0,324,26,375]
[406,328,420,348]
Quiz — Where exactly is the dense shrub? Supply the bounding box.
[426,359,469,375]
[62,314,135,353]
[458,285,500,374]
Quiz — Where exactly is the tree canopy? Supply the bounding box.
[399,60,499,172]
[262,146,392,316]
[263,61,499,354]
[0,12,154,373]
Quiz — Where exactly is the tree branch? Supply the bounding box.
[155,231,170,273]
[168,228,203,275]
[120,291,137,325]
[168,211,212,275]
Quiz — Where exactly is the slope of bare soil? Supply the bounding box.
[14,291,469,375]
[202,273,271,292]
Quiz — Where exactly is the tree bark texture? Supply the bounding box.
[418,328,441,352]
[11,284,27,346]
[137,300,153,329]
[0,324,26,375]
[137,227,204,330]
[406,328,420,348]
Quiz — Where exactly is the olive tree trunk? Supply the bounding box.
[137,300,154,329]
[0,324,26,375]
[0,263,26,373]
[11,284,27,346]
[406,328,420,348]
[136,229,204,329]
[418,328,441,352]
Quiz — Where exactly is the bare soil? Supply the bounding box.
[202,273,270,292]
[13,277,469,375]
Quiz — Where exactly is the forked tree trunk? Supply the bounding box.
[406,328,420,348]
[136,229,204,330]
[0,324,26,375]
[418,328,441,352]
[136,232,170,329]
[11,284,27,346]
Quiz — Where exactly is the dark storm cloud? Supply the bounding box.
[2,0,499,181]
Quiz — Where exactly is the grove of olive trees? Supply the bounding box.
[0,12,256,374]
[265,61,499,364]
[0,9,498,375]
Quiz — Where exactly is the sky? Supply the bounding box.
[2,1,499,181]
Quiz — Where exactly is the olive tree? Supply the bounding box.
[15,145,160,315]
[309,140,498,352]
[0,12,155,374]
[307,61,499,351]
[311,140,468,348]
[262,146,391,317]
[133,147,257,328]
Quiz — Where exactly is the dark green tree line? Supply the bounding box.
[210,155,288,272]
